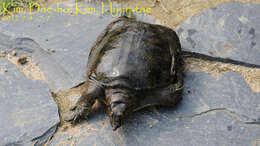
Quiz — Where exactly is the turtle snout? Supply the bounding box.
[106,88,136,130]
[111,113,122,131]
[109,102,127,131]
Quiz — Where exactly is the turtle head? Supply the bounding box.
[106,88,136,131]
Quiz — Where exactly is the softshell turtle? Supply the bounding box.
[65,16,184,130]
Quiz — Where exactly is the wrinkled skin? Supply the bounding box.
[65,16,184,131]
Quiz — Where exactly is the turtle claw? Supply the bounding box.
[64,103,90,124]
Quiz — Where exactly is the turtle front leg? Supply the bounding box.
[64,80,104,123]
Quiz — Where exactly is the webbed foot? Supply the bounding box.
[64,81,105,124]
[64,102,91,123]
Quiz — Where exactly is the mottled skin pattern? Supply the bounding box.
[65,16,184,130]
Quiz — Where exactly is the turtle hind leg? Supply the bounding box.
[135,84,183,112]
[135,68,184,111]
[64,80,105,123]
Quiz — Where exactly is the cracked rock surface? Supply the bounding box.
[176,2,260,65]
[175,71,260,122]
[0,58,59,146]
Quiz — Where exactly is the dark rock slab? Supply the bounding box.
[51,112,260,146]
[50,71,260,146]
[175,2,260,65]
[0,0,155,90]
[0,58,60,146]
[173,72,260,122]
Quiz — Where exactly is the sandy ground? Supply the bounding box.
[184,58,260,92]
[112,0,260,28]
[0,51,46,81]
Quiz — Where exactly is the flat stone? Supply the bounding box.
[51,113,260,146]
[175,2,260,65]
[0,58,60,146]
[50,71,260,146]
[0,0,155,90]
[174,72,260,121]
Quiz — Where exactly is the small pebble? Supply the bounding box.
[18,56,28,65]
[0,50,7,57]
[11,50,17,56]
[0,66,8,73]
[67,136,73,141]
[47,48,56,53]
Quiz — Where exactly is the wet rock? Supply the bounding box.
[176,2,260,65]
[0,58,60,145]
[49,71,260,146]
[0,0,155,90]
